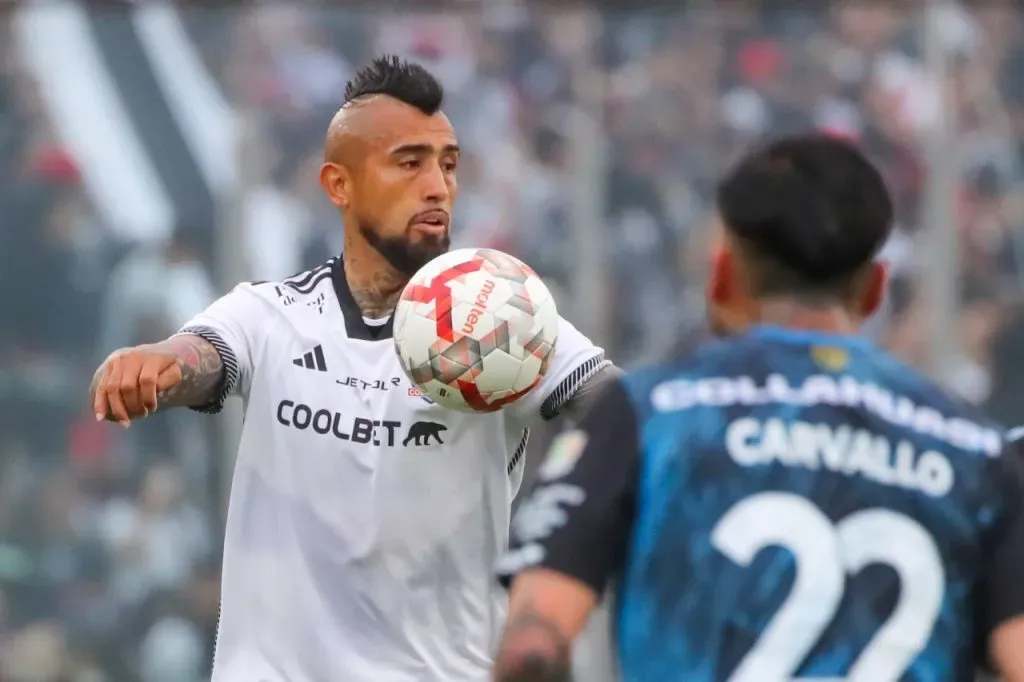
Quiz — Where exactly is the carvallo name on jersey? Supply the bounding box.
[275,398,448,448]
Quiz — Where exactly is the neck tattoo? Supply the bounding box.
[345,256,408,319]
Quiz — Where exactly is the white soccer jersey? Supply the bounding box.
[178,257,608,682]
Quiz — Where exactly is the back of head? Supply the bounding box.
[715,133,894,301]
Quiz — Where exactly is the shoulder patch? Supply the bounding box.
[537,429,589,482]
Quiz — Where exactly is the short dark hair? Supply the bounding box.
[715,133,893,300]
[343,55,444,115]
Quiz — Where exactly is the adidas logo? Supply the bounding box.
[293,345,328,372]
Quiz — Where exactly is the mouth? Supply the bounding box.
[409,209,450,236]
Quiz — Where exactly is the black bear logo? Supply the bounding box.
[403,421,448,447]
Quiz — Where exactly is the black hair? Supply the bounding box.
[715,132,894,301]
[343,55,444,115]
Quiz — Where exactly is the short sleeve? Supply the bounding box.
[177,283,265,413]
[978,437,1024,639]
[509,316,609,425]
[496,378,640,596]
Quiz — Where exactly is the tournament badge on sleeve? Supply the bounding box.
[537,429,589,482]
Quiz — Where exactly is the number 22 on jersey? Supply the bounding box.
[711,492,945,682]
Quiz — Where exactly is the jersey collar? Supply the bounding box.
[746,324,871,349]
[332,257,395,341]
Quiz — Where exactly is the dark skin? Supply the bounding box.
[493,221,888,682]
[89,95,460,424]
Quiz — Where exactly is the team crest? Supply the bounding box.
[811,345,849,372]
[537,430,589,481]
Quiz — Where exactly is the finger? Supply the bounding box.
[155,363,183,392]
[138,360,162,414]
[151,364,183,412]
[93,362,114,421]
[104,359,131,427]
[117,354,147,420]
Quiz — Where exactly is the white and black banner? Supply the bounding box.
[12,1,235,243]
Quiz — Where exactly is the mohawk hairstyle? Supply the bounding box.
[343,55,444,115]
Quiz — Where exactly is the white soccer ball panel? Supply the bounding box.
[420,378,469,411]
[394,248,559,413]
[540,312,560,352]
[523,276,552,306]
[525,279,560,331]
[393,296,414,336]
[496,308,534,344]
[396,313,436,368]
[513,352,545,392]
[415,248,480,281]
[489,389,515,403]
[472,349,524,393]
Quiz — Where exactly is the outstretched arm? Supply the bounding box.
[494,570,595,682]
[983,439,1024,681]
[149,334,225,407]
[89,333,225,426]
[91,282,266,424]
[495,379,641,681]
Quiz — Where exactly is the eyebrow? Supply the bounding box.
[389,143,461,156]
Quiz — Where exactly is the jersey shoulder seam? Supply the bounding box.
[242,261,337,317]
[246,260,334,292]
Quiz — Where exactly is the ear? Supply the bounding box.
[859,261,888,318]
[319,162,351,209]
[708,244,733,307]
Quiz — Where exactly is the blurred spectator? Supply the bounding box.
[97,462,212,610]
[98,231,215,355]
[137,590,205,682]
[514,127,571,287]
[241,148,321,280]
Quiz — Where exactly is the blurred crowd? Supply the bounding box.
[217,2,1024,401]
[2,2,1024,680]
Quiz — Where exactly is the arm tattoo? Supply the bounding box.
[154,334,225,408]
[495,600,573,682]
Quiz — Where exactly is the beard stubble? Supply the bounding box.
[359,220,450,276]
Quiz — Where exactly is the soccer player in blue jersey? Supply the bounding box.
[492,133,1024,682]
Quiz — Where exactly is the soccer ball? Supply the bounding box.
[394,248,559,413]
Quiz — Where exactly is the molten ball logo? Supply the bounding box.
[461,279,495,335]
[394,247,559,414]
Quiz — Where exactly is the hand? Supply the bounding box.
[90,346,182,427]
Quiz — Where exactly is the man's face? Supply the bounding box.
[322,97,459,275]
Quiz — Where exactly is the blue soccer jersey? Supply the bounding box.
[497,325,1024,682]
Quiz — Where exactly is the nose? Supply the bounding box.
[421,161,450,204]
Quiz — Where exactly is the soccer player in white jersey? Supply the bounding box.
[88,56,616,682]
